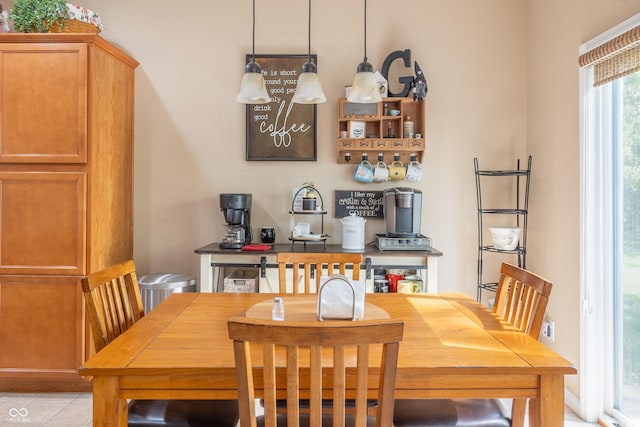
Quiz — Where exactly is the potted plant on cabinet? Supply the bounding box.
[9,0,69,33]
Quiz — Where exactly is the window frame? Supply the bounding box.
[580,12,640,426]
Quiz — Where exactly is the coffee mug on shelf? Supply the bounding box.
[293,222,311,238]
[406,159,422,182]
[373,161,389,182]
[389,159,406,180]
[353,160,374,183]
[386,272,404,293]
[260,226,276,244]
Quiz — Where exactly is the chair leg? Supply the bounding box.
[511,398,527,427]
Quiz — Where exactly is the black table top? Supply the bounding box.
[194,242,443,257]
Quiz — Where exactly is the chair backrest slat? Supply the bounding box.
[492,262,553,338]
[81,260,145,352]
[228,317,403,427]
[277,253,362,295]
[355,344,369,425]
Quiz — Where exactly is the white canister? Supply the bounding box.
[340,213,366,250]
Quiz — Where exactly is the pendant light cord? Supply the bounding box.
[307,0,311,62]
[252,0,256,62]
[363,0,367,62]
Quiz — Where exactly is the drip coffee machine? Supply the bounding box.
[219,193,252,249]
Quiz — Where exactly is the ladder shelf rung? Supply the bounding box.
[479,209,527,215]
[476,170,528,176]
[480,246,526,254]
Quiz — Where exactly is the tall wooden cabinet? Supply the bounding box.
[0,34,138,389]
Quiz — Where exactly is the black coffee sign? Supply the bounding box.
[334,190,384,218]
[245,54,317,161]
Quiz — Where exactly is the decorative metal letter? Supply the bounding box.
[381,49,414,98]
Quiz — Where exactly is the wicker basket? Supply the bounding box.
[48,18,99,33]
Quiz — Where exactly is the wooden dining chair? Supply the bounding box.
[81,259,239,427]
[393,262,553,427]
[276,252,362,294]
[228,316,404,427]
[275,252,374,416]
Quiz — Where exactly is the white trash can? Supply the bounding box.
[138,273,196,313]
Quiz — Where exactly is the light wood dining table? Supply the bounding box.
[79,292,576,427]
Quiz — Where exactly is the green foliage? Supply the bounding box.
[624,293,640,386]
[9,0,69,33]
[623,73,640,254]
[620,72,640,403]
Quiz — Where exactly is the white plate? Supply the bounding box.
[296,234,327,241]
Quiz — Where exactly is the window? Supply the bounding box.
[581,13,640,427]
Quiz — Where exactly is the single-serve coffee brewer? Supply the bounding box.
[375,187,430,251]
[219,193,252,249]
[384,187,422,237]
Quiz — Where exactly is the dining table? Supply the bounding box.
[78,292,576,427]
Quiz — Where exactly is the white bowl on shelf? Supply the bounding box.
[488,226,521,250]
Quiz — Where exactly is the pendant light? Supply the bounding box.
[347,0,381,104]
[237,0,271,104]
[292,0,326,104]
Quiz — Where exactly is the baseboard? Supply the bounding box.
[565,388,581,417]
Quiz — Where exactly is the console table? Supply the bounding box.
[194,243,443,293]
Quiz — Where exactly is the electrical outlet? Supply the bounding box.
[542,318,555,341]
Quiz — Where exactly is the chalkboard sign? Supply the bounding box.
[334,190,384,218]
[245,54,317,161]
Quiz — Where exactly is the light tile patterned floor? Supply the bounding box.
[498,399,599,427]
[0,392,597,426]
[0,393,92,426]
[556,407,600,427]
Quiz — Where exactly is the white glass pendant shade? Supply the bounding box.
[349,0,381,104]
[292,62,326,104]
[348,61,381,103]
[236,61,271,104]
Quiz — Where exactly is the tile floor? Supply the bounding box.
[0,393,91,426]
[0,392,598,426]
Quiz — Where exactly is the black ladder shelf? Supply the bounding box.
[475,156,532,303]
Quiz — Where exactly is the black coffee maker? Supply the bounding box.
[219,193,252,249]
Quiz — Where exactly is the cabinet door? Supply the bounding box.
[0,43,88,163]
[0,275,84,381]
[0,171,86,275]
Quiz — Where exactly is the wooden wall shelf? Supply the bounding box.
[337,97,425,165]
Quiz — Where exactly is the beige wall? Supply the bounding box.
[5,0,640,401]
[65,0,529,293]
[36,0,526,294]
[527,0,640,397]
